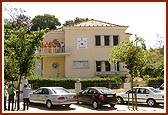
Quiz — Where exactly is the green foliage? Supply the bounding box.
[63,17,88,26]
[109,37,148,79]
[31,14,61,31]
[28,77,78,89]
[28,77,122,90]
[143,48,164,77]
[145,77,164,88]
[4,9,47,81]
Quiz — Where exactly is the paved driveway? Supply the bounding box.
[3,102,165,113]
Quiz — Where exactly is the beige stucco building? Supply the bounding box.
[35,19,132,78]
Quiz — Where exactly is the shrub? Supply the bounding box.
[28,76,123,89]
[145,77,164,88]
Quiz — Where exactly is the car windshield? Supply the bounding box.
[97,87,113,94]
[52,88,69,94]
[149,88,161,93]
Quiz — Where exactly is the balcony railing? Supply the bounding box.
[36,47,65,53]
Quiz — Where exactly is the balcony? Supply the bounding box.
[35,47,70,56]
[35,41,70,56]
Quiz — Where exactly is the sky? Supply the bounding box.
[2,2,166,49]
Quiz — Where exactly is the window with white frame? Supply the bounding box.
[72,61,89,69]
[104,36,110,46]
[96,61,101,72]
[95,35,119,46]
[113,35,119,46]
[96,61,121,72]
[95,35,101,46]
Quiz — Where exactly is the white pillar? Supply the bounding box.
[124,83,131,91]
[75,80,81,93]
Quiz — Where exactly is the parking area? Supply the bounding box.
[3,102,165,113]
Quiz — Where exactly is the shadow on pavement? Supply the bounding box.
[29,103,76,111]
[75,103,117,111]
[116,103,164,109]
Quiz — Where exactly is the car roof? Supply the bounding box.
[133,87,153,88]
[88,87,110,89]
[39,87,64,89]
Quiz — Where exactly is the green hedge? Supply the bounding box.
[28,77,77,89]
[80,77,122,89]
[28,77,122,90]
[145,77,164,88]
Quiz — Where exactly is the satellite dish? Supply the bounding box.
[52,62,59,69]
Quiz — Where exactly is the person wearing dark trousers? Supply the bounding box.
[4,82,8,110]
[7,84,16,111]
[22,84,30,110]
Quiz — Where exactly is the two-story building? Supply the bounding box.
[34,19,132,78]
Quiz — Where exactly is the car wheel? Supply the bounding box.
[92,101,99,109]
[110,104,115,108]
[147,99,156,107]
[46,100,53,109]
[77,99,80,104]
[65,104,71,107]
[116,97,124,104]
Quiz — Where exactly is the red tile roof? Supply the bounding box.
[66,19,128,27]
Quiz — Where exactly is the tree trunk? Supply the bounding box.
[17,75,22,110]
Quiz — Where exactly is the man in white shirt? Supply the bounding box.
[4,82,8,110]
[22,84,30,110]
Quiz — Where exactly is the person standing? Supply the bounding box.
[60,42,65,52]
[4,82,8,110]
[7,84,16,111]
[22,84,30,110]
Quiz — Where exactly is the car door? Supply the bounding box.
[136,88,150,103]
[85,88,97,104]
[30,88,43,103]
[38,88,50,104]
[122,88,137,102]
[79,88,90,102]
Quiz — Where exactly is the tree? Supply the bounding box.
[63,17,88,26]
[4,5,47,110]
[109,37,148,110]
[109,37,147,79]
[31,14,61,31]
[143,48,164,78]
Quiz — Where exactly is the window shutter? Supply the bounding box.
[110,35,113,46]
[110,62,115,72]
[101,36,104,46]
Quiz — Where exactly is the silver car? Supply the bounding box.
[30,87,78,108]
[116,87,164,107]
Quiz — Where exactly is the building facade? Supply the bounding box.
[35,19,132,78]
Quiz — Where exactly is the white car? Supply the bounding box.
[30,87,78,109]
[116,87,164,107]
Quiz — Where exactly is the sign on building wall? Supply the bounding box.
[77,37,87,48]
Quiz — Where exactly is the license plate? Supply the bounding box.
[107,95,113,97]
[67,96,73,99]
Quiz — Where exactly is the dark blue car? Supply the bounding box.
[77,87,117,109]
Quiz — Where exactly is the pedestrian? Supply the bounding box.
[60,42,65,52]
[22,84,30,110]
[7,84,16,111]
[4,82,8,110]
